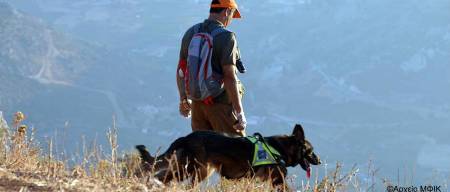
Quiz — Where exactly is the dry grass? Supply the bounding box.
[0,112,386,192]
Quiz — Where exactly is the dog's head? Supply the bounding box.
[290,124,321,171]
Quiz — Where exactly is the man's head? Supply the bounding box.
[209,0,241,27]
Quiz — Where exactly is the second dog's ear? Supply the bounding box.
[292,124,305,142]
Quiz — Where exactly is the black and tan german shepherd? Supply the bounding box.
[136,124,321,188]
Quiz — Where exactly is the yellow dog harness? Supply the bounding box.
[246,134,282,167]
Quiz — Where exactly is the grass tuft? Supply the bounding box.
[0,112,392,191]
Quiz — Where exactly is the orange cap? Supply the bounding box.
[211,0,242,19]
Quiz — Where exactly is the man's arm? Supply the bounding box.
[177,60,191,118]
[176,59,187,101]
[223,64,242,114]
[177,28,192,101]
[177,28,192,118]
[218,31,246,129]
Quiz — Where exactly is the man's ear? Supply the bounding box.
[225,8,232,17]
[292,124,305,142]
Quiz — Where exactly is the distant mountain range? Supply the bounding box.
[0,2,154,150]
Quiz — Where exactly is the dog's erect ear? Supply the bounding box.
[292,124,305,142]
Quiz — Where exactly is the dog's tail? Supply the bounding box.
[165,137,187,154]
[135,145,155,166]
[136,137,188,168]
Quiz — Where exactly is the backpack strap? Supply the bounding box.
[210,27,230,38]
[193,23,202,34]
[193,22,229,37]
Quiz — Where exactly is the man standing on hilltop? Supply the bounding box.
[176,0,247,137]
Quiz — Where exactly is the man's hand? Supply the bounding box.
[222,64,246,131]
[233,111,247,131]
[179,99,191,118]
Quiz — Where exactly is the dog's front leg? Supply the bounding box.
[269,166,290,192]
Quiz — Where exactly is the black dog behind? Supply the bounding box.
[136,124,321,188]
